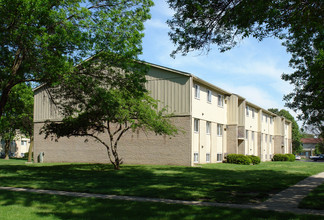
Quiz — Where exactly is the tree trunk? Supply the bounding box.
[27,137,33,162]
[4,140,10,160]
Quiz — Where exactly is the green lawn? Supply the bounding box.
[299,183,324,210]
[0,190,322,220]
[1,159,323,204]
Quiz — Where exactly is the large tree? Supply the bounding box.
[40,63,178,170]
[0,83,33,159]
[167,0,323,134]
[0,0,153,120]
[268,108,303,154]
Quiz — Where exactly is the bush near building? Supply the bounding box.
[226,154,261,165]
[248,155,261,165]
[273,154,295,162]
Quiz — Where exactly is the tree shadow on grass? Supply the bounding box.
[0,190,321,220]
[0,163,315,204]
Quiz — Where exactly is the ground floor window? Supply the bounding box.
[206,153,210,163]
[217,153,222,162]
[194,153,199,163]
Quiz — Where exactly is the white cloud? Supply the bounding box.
[144,19,169,29]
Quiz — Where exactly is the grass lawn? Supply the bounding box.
[0,190,322,220]
[299,183,324,210]
[0,159,323,204]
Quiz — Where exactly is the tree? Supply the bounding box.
[40,64,178,170]
[0,0,153,120]
[167,0,323,134]
[0,83,33,159]
[268,108,303,154]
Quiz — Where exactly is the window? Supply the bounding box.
[252,131,255,141]
[265,134,268,143]
[207,90,212,103]
[265,115,268,123]
[246,130,248,139]
[246,106,249,116]
[194,153,199,163]
[206,153,210,163]
[217,124,223,136]
[217,94,223,107]
[206,121,211,134]
[252,108,255,118]
[270,117,273,124]
[217,153,222,162]
[270,135,272,144]
[261,134,263,142]
[21,140,27,146]
[194,119,199,132]
[194,84,200,99]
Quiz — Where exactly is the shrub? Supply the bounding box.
[286,154,295,162]
[226,154,252,165]
[248,155,261,165]
[273,154,289,161]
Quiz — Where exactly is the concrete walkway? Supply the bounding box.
[1,172,324,216]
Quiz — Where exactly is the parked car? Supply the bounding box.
[310,154,324,161]
[295,155,301,160]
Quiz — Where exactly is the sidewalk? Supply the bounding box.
[1,172,324,216]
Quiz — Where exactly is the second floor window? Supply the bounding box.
[218,94,223,107]
[207,90,212,103]
[246,106,249,116]
[195,84,200,99]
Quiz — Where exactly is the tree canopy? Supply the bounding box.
[0,83,33,159]
[0,0,153,119]
[268,108,302,154]
[41,63,178,170]
[167,0,323,134]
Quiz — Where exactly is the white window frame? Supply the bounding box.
[246,106,249,116]
[194,119,199,133]
[217,124,223,136]
[206,153,210,163]
[217,153,222,162]
[252,131,255,141]
[195,84,200,99]
[246,130,248,139]
[217,94,223,107]
[270,135,272,144]
[207,89,212,103]
[194,153,199,163]
[252,108,255,118]
[270,117,273,124]
[206,121,211,135]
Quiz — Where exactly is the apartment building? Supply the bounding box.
[33,62,292,165]
[0,132,30,158]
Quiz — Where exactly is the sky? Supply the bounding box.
[139,1,300,125]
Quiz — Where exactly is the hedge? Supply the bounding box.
[226,154,252,165]
[248,155,261,165]
[273,154,295,162]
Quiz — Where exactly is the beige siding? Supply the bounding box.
[34,67,191,123]
[227,95,238,124]
[34,86,62,122]
[146,66,190,115]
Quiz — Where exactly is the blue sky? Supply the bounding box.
[139,1,299,123]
